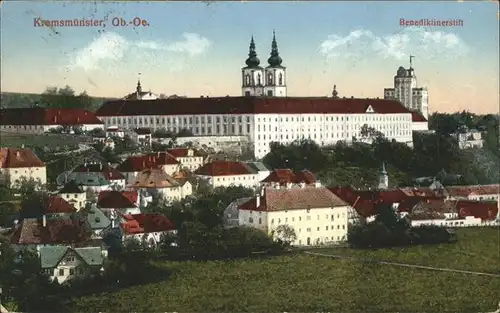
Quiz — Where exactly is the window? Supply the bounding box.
[257,73,262,85]
[249,217,254,223]
[267,90,273,96]
[268,73,273,84]
[279,73,283,85]
[69,268,75,275]
[259,218,262,224]
[245,74,251,85]
[59,268,64,276]
[66,256,75,262]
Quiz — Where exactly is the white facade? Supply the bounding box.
[197,173,259,189]
[0,166,47,188]
[412,121,429,131]
[238,206,351,246]
[0,123,103,134]
[384,65,429,119]
[100,112,413,160]
[58,192,87,211]
[263,67,287,97]
[136,181,192,203]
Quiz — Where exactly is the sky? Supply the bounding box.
[1,1,499,114]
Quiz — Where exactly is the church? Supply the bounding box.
[241,31,287,97]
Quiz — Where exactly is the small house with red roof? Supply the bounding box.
[194,160,260,189]
[105,126,125,138]
[446,184,499,202]
[0,147,47,188]
[411,111,429,131]
[97,190,141,215]
[166,148,205,171]
[0,108,103,134]
[260,168,318,188]
[116,152,181,185]
[129,168,192,203]
[235,186,355,246]
[110,213,176,248]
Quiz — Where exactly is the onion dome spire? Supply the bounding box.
[245,36,260,67]
[332,85,338,98]
[267,30,283,67]
[136,79,142,93]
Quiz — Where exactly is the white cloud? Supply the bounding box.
[69,32,212,71]
[319,28,468,61]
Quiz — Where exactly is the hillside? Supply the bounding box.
[0,92,114,111]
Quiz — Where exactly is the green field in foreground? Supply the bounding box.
[67,228,500,313]
[0,132,82,148]
[314,227,500,273]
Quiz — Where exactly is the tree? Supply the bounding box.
[273,224,297,247]
[39,86,93,109]
[176,128,194,138]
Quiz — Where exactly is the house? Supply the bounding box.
[194,160,259,189]
[446,184,499,202]
[58,180,87,211]
[453,128,484,149]
[235,186,353,246]
[0,108,104,134]
[105,126,125,138]
[246,162,270,183]
[21,194,78,218]
[129,128,152,146]
[10,216,91,252]
[56,162,126,191]
[260,169,317,187]
[116,152,181,184]
[224,197,252,228]
[129,168,192,203]
[39,245,105,284]
[0,147,47,188]
[85,205,112,239]
[456,200,499,223]
[111,213,177,248]
[166,148,205,171]
[97,190,141,215]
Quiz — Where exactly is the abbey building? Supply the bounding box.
[383,57,429,119]
[241,31,287,97]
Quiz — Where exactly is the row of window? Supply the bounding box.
[110,115,252,126]
[256,115,410,123]
[256,123,411,133]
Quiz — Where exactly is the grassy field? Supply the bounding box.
[0,132,84,149]
[314,227,500,273]
[67,227,500,312]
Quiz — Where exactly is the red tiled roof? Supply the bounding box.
[446,184,500,197]
[73,163,125,180]
[98,190,138,209]
[1,108,103,126]
[44,195,77,214]
[10,217,91,245]
[166,148,203,158]
[238,186,347,212]
[195,160,254,176]
[95,97,413,117]
[120,213,176,234]
[411,111,427,122]
[261,169,317,184]
[0,148,45,168]
[116,152,180,172]
[456,200,498,221]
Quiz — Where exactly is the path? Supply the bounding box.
[304,251,500,278]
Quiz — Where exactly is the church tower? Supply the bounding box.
[264,31,287,97]
[378,162,389,190]
[241,36,264,97]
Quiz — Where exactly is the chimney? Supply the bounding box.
[42,214,47,227]
[21,144,25,149]
[256,194,260,208]
[15,151,21,158]
[261,187,265,197]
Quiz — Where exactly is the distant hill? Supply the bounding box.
[0,92,117,111]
